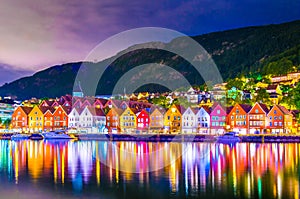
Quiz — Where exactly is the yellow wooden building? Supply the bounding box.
[28,106,44,132]
[164,104,183,133]
[120,107,137,133]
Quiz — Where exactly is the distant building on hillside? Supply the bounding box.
[0,98,18,123]
[73,81,84,98]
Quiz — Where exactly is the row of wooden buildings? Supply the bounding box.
[11,96,299,134]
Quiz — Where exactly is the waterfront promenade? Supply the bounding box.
[1,132,300,143]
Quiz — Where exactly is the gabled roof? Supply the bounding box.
[136,109,149,117]
[291,110,300,118]
[20,106,33,115]
[226,106,233,114]
[109,107,123,116]
[149,105,166,115]
[277,105,291,115]
[267,84,279,90]
[249,102,269,114]
[174,104,186,114]
[201,106,211,114]
[73,107,84,115]
[87,107,106,117]
[268,105,291,116]
[40,106,55,114]
[239,104,252,113]
[40,100,55,107]
[130,108,139,114]
[258,103,269,113]
[211,102,226,111]
[182,107,197,115]
[61,106,72,114]
[98,98,108,106]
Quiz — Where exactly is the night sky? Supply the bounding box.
[0,0,300,84]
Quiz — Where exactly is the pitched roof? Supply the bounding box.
[226,106,233,114]
[211,102,225,111]
[61,106,72,114]
[239,104,252,113]
[111,108,124,116]
[40,106,55,114]
[20,106,33,115]
[174,104,186,114]
[277,105,291,115]
[149,106,166,115]
[267,84,279,90]
[87,107,106,117]
[258,103,269,113]
[74,107,84,115]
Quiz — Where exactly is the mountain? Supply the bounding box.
[1,20,300,100]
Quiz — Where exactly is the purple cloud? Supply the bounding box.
[0,0,299,83]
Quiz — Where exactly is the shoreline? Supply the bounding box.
[2,133,300,143]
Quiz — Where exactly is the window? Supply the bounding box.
[269,122,272,126]
[217,110,220,114]
[274,116,277,120]
[274,110,277,114]
[255,109,258,113]
[269,116,272,120]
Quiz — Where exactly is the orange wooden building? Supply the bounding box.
[11,106,33,132]
[227,103,252,134]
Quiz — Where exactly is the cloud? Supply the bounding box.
[0,63,33,85]
[0,0,299,76]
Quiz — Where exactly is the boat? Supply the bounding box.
[216,132,241,143]
[29,133,44,140]
[11,133,31,140]
[42,131,74,139]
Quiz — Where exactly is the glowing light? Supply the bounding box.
[61,148,65,184]
[54,151,57,184]
[14,145,19,184]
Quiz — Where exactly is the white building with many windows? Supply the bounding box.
[182,107,197,133]
[68,108,81,128]
[196,107,211,134]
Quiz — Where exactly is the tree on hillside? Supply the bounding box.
[244,78,256,92]
[225,78,244,90]
[253,88,272,106]
[291,83,300,110]
[263,58,294,75]
[173,97,193,109]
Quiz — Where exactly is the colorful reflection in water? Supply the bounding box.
[0,140,299,198]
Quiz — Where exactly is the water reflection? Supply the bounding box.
[0,140,299,198]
